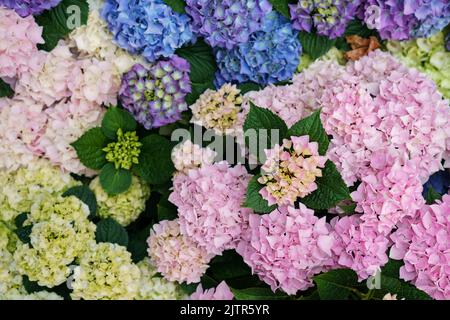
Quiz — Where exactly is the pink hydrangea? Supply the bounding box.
[351,153,425,235]
[188,281,234,300]
[237,205,336,295]
[330,215,390,281]
[0,7,44,79]
[169,161,252,255]
[258,136,327,206]
[390,194,450,300]
[147,219,213,284]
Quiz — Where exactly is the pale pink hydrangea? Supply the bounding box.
[0,7,44,79]
[147,219,213,284]
[237,205,336,295]
[188,281,234,300]
[330,215,390,281]
[258,136,327,207]
[390,194,450,300]
[351,153,425,235]
[0,97,47,171]
[171,140,216,174]
[32,99,105,176]
[169,161,252,255]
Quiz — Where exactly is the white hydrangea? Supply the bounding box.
[171,140,217,174]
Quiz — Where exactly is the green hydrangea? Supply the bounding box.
[0,160,79,223]
[297,47,345,72]
[387,32,450,99]
[71,242,141,300]
[89,176,150,226]
[13,195,96,288]
[103,128,142,170]
[0,248,24,299]
[136,258,186,300]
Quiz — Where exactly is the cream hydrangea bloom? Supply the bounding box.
[89,176,150,226]
[71,242,141,300]
[0,159,79,223]
[171,140,217,174]
[136,258,186,300]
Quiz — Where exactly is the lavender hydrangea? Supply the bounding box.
[289,0,362,39]
[214,11,301,87]
[446,32,450,51]
[101,0,195,62]
[0,0,62,17]
[119,56,191,129]
[361,0,450,40]
[185,0,273,49]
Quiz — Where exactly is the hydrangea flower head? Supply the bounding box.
[0,7,44,79]
[258,136,327,206]
[214,11,301,86]
[71,242,141,300]
[390,194,450,300]
[147,219,212,284]
[0,0,62,17]
[446,32,450,51]
[103,128,142,170]
[190,83,246,135]
[289,0,362,39]
[189,281,234,300]
[237,205,336,294]
[90,175,150,226]
[185,0,272,49]
[169,161,252,255]
[171,140,216,174]
[119,57,191,129]
[101,0,195,62]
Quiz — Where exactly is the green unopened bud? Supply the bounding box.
[103,128,142,170]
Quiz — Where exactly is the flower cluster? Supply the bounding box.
[90,175,150,226]
[214,12,301,86]
[169,161,252,255]
[360,0,450,40]
[101,0,195,62]
[189,281,234,300]
[171,140,216,174]
[190,83,246,135]
[387,32,450,99]
[237,205,336,295]
[147,219,212,284]
[185,0,272,49]
[289,0,361,39]
[258,136,327,206]
[119,57,191,129]
[390,194,450,300]
[103,129,142,170]
[0,0,62,17]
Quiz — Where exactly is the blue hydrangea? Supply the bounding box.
[101,0,195,62]
[423,169,450,196]
[410,0,450,38]
[214,12,301,87]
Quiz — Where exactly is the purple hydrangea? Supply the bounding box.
[361,0,450,40]
[0,0,62,17]
[214,11,301,87]
[446,32,450,51]
[289,0,362,39]
[185,0,273,49]
[119,56,191,129]
[101,0,195,62]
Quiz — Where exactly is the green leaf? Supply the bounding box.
[71,127,110,170]
[243,175,276,214]
[268,0,296,18]
[95,218,129,247]
[243,102,288,162]
[300,160,351,210]
[287,110,329,155]
[379,275,432,300]
[299,32,337,60]
[237,82,261,95]
[14,213,32,244]
[425,186,442,205]
[231,287,289,300]
[314,269,360,300]
[62,185,97,218]
[35,0,89,51]
[133,135,175,185]
[22,276,47,294]
[176,39,217,105]
[157,197,178,221]
[99,163,132,195]
[0,78,14,98]
[101,107,137,139]
[163,0,186,13]
[127,226,151,263]
[344,19,378,38]
[207,250,252,281]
